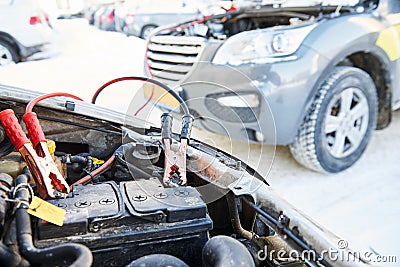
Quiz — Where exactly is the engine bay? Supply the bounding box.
[0,82,361,267]
[0,87,269,266]
[160,2,378,39]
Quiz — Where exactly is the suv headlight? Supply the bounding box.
[212,23,317,66]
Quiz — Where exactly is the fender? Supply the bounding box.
[299,13,396,130]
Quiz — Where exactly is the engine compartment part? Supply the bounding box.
[127,254,190,267]
[15,171,93,267]
[202,236,255,267]
[0,125,14,158]
[154,4,365,40]
[35,179,212,266]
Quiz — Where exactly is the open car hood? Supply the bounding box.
[0,84,371,266]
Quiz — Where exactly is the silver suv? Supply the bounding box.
[145,0,400,173]
[0,0,53,66]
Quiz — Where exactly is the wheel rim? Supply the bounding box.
[0,44,13,66]
[142,26,156,39]
[324,87,369,158]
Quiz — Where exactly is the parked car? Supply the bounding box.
[54,0,85,19]
[114,0,139,33]
[0,83,371,266]
[93,4,115,31]
[0,0,53,66]
[85,4,101,25]
[98,4,116,31]
[145,0,400,173]
[115,0,204,39]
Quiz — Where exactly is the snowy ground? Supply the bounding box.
[1,19,399,265]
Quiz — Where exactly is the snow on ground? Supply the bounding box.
[0,19,146,106]
[1,19,399,266]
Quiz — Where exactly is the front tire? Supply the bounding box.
[290,66,378,173]
[140,25,157,39]
[0,39,18,66]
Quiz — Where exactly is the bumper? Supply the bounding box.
[14,24,54,59]
[126,22,142,37]
[18,43,45,59]
[178,45,330,145]
[114,16,125,33]
[14,24,54,48]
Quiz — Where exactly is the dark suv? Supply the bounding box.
[145,0,400,173]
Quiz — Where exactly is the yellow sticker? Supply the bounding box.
[376,25,400,61]
[46,139,56,155]
[27,196,65,226]
[92,157,105,165]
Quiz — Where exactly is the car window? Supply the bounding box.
[388,1,400,13]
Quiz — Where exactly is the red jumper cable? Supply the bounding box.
[0,93,83,199]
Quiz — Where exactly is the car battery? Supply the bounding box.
[34,178,212,266]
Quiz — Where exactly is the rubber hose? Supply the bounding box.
[0,173,13,228]
[15,173,93,267]
[226,193,253,240]
[70,156,88,165]
[0,242,23,267]
[202,236,255,267]
[127,254,189,267]
[0,173,23,266]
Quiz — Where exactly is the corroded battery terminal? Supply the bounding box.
[161,113,193,186]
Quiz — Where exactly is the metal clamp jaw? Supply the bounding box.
[161,113,193,186]
[0,109,70,199]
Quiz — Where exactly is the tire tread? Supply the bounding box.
[289,67,377,172]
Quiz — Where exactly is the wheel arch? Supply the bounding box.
[0,31,20,57]
[338,51,392,129]
[298,48,392,139]
[299,14,394,131]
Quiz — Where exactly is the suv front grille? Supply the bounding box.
[146,36,205,84]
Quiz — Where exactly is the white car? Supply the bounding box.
[0,0,53,66]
